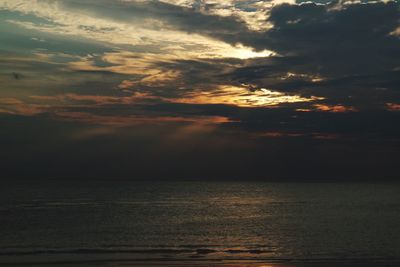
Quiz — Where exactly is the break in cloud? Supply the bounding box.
[0,0,399,180]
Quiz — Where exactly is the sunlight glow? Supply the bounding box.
[173,85,324,107]
[222,45,274,59]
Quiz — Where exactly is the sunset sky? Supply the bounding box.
[1,0,399,180]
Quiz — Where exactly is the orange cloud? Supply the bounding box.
[172,85,323,107]
[54,111,232,127]
[313,104,358,113]
[2,95,233,127]
[386,103,400,111]
[0,98,44,116]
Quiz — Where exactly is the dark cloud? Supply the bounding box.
[96,0,399,78]
[265,1,400,74]
[1,0,400,181]
[208,1,400,109]
[82,0,398,109]
[62,0,251,37]
[0,111,399,181]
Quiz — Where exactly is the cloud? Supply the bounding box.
[2,0,399,112]
[1,0,400,180]
[264,1,400,74]
[218,1,400,110]
[390,26,400,36]
[0,0,273,59]
[1,108,399,180]
[170,85,323,107]
[386,102,400,111]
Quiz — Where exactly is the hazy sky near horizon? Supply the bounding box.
[0,0,399,180]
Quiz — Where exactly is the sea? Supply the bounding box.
[0,181,400,265]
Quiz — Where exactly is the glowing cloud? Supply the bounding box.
[386,103,400,111]
[1,0,274,60]
[172,85,324,107]
[313,104,358,113]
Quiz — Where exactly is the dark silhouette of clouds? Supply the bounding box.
[1,112,399,181]
[265,1,400,75]
[1,0,400,181]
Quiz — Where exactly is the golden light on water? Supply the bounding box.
[173,85,324,107]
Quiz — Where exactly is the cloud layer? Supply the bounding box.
[0,0,399,180]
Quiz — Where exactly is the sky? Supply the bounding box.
[0,0,399,181]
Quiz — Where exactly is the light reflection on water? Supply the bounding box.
[0,181,399,262]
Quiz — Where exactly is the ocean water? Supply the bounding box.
[0,181,400,265]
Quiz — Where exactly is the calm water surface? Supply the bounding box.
[0,181,399,263]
